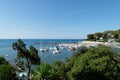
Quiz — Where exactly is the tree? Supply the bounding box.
[87,34,95,40]
[0,57,8,64]
[73,46,88,58]
[32,63,50,80]
[0,57,16,80]
[87,29,120,42]
[94,32,102,40]
[66,46,120,80]
[12,39,40,80]
[65,46,88,73]
[32,61,66,80]
[49,61,66,80]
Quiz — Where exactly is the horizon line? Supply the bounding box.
[0,38,85,39]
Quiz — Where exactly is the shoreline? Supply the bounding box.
[80,40,120,49]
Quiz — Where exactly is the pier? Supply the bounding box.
[35,42,78,44]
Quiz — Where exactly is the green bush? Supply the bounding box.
[0,57,16,80]
[66,46,120,80]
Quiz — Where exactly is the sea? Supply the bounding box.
[0,39,83,65]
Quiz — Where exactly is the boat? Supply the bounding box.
[68,46,76,51]
[39,39,45,52]
[43,48,49,51]
[40,48,44,52]
[52,49,60,54]
[52,46,61,54]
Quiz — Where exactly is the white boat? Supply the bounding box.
[52,49,60,54]
[49,47,54,51]
[43,48,49,51]
[39,39,45,52]
[58,44,65,49]
[59,46,65,49]
[40,48,44,52]
[68,46,76,51]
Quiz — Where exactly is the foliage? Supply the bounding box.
[32,45,120,80]
[32,63,50,80]
[65,46,88,72]
[94,32,102,40]
[49,61,66,80]
[0,57,16,80]
[87,34,95,40]
[0,57,8,64]
[66,46,120,80]
[32,61,66,80]
[73,46,88,57]
[87,29,120,42]
[12,39,40,80]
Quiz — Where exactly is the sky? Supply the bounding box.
[0,0,120,39]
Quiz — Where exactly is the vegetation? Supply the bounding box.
[32,62,50,80]
[0,57,16,80]
[87,29,120,42]
[32,61,66,80]
[1,39,120,80]
[32,46,120,80]
[12,39,40,80]
[66,46,120,80]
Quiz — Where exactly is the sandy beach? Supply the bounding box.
[80,41,120,49]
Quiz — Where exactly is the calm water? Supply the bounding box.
[0,39,83,64]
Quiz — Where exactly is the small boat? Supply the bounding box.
[68,47,76,51]
[52,49,61,54]
[59,43,65,49]
[40,48,44,52]
[49,47,53,51]
[43,48,49,51]
[39,39,45,52]
[59,46,65,49]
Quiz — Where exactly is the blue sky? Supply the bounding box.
[0,0,120,39]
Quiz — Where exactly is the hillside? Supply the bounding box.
[87,29,120,42]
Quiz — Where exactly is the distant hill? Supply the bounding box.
[87,29,120,42]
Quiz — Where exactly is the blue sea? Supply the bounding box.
[0,39,83,64]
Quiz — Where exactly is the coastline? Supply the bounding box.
[80,40,120,49]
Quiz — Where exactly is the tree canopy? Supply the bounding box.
[87,29,120,42]
[32,46,120,80]
[12,39,40,80]
[0,57,16,80]
[66,46,120,80]
[10,39,120,80]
